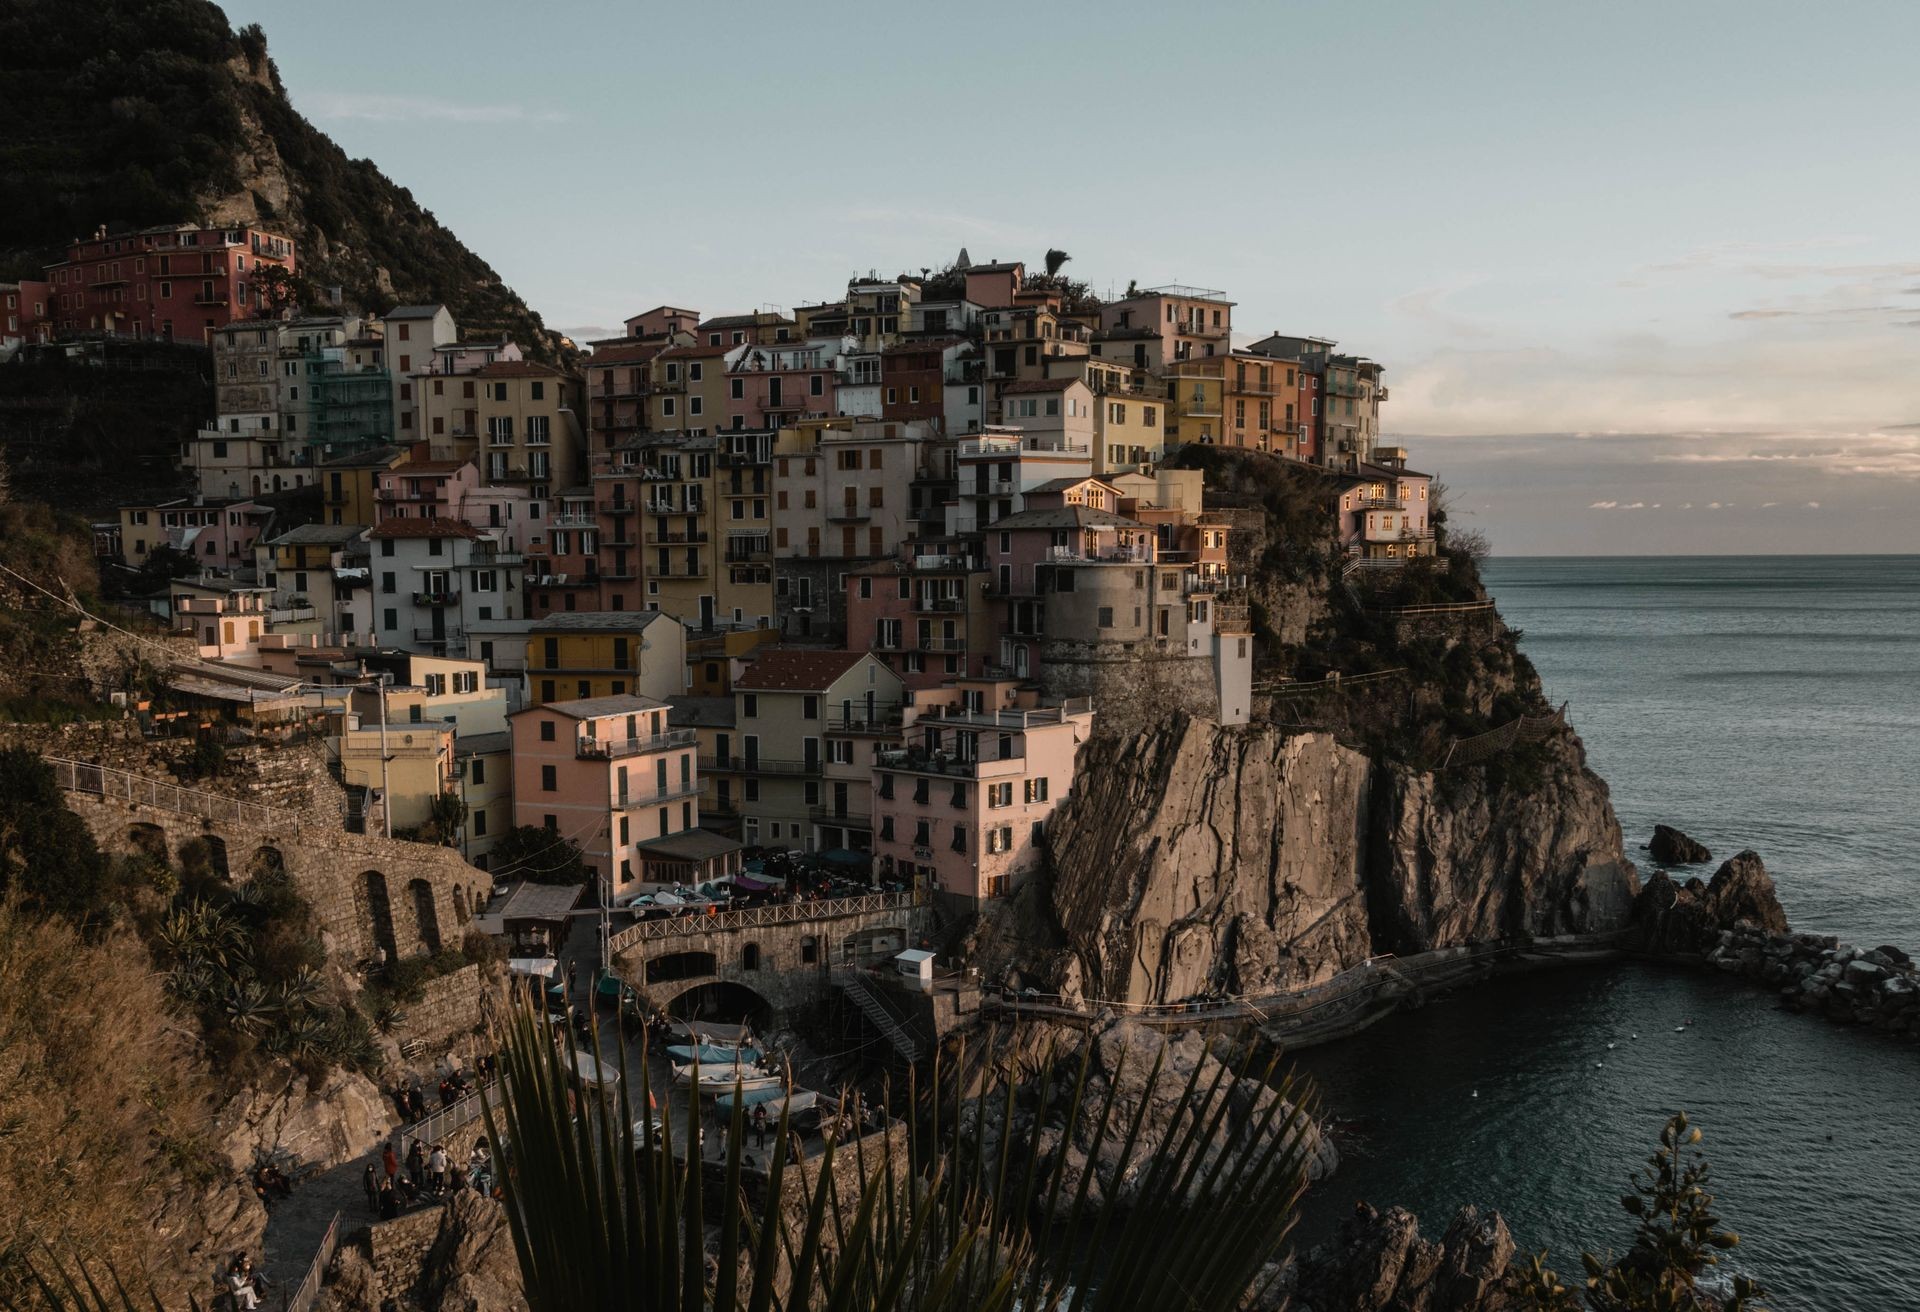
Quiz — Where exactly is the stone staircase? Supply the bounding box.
[836,971,927,1063]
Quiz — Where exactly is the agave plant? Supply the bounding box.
[220,978,279,1034]
[481,993,1315,1312]
[152,900,242,970]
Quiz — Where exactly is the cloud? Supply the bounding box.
[304,91,569,124]
[1388,283,1493,341]
[1588,500,1619,509]
[1728,305,1900,320]
[1806,501,1822,508]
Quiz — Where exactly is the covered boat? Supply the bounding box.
[714,1087,817,1117]
[673,1065,784,1095]
[667,1043,763,1066]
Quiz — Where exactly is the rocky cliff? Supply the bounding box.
[1040,714,1637,1006]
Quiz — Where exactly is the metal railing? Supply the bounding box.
[577,728,699,758]
[391,1085,493,1155]
[609,889,921,952]
[283,1210,342,1312]
[699,754,815,776]
[835,970,927,1061]
[47,756,310,832]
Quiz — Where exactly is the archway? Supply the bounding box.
[202,833,230,880]
[452,885,470,926]
[408,878,443,955]
[645,950,717,984]
[741,942,762,972]
[362,870,399,963]
[663,980,773,1031]
[126,823,168,862]
[248,845,285,881]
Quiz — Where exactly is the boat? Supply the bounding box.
[667,1043,763,1066]
[715,1087,818,1117]
[674,1064,784,1095]
[666,1019,755,1050]
[566,1048,620,1089]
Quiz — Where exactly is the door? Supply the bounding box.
[832,781,849,820]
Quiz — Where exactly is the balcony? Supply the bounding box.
[551,512,597,529]
[576,727,699,759]
[646,528,711,544]
[472,548,524,567]
[808,805,871,828]
[877,745,1024,778]
[965,479,1016,497]
[918,636,968,653]
[1355,497,1405,512]
[725,545,771,564]
[913,596,967,613]
[413,589,460,606]
[597,501,636,516]
[829,707,905,734]
[760,394,803,410]
[653,562,710,579]
[192,293,226,306]
[412,627,461,644]
[699,755,817,776]
[613,781,703,807]
[827,508,872,524]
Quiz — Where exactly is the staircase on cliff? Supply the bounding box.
[836,971,929,1063]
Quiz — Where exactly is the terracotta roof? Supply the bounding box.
[734,648,870,692]
[367,517,481,540]
[999,378,1081,394]
[588,341,666,366]
[985,507,1146,531]
[698,314,761,329]
[476,361,570,379]
[387,459,471,475]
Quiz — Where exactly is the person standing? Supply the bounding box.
[428,1143,448,1195]
[567,959,578,994]
[381,1143,398,1183]
[751,1104,769,1149]
[378,1177,399,1220]
[363,1163,380,1214]
[406,1140,426,1190]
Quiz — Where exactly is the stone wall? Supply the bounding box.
[1035,639,1219,741]
[391,963,487,1058]
[1700,925,1919,1039]
[366,1206,447,1306]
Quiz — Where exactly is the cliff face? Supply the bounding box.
[1045,715,1636,1005]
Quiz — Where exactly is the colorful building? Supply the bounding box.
[43,222,295,344]
[525,611,689,706]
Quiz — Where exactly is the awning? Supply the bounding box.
[509,957,559,978]
[818,848,870,868]
[734,874,775,893]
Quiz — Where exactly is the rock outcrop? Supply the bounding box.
[1261,1202,1519,1312]
[1699,925,1920,1039]
[216,1069,400,1175]
[1044,715,1638,1007]
[1627,850,1788,955]
[1648,824,1712,865]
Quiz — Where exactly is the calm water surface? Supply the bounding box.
[1294,556,1920,1310]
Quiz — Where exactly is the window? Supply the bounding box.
[540,765,557,792]
[1024,776,1050,804]
[1097,606,1114,628]
[987,782,1012,808]
[539,720,556,741]
[802,695,819,720]
[951,825,967,854]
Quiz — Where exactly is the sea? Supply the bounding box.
[1292,556,1920,1310]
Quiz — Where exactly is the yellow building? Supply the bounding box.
[474,361,585,495]
[338,717,455,834]
[526,610,687,706]
[646,342,731,433]
[685,624,782,694]
[1164,353,1296,455]
[321,444,413,527]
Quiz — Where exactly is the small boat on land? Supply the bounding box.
[667,1043,763,1066]
[674,1064,784,1095]
[666,1019,755,1050]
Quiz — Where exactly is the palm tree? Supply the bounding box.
[482,998,1315,1312]
[1044,250,1072,279]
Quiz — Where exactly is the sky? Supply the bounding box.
[222,0,1920,554]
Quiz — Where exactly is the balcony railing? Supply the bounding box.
[828,708,905,734]
[412,627,460,644]
[918,636,968,652]
[877,746,1024,777]
[577,728,698,759]
[552,512,597,529]
[598,501,636,516]
[827,508,871,523]
[1355,497,1405,512]
[913,596,967,613]
[808,805,871,827]
[412,589,459,606]
[613,781,703,807]
[646,529,711,543]
[699,755,817,776]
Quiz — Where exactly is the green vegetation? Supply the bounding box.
[0,1,565,362]
[145,836,378,1079]
[486,1004,1315,1312]
[1515,1113,1767,1311]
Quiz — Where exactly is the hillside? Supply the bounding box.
[0,0,566,360]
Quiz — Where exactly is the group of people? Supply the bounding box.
[388,1059,492,1123]
[221,1253,267,1311]
[247,1160,293,1210]
[368,1136,497,1218]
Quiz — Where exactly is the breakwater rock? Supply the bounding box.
[1706,925,1920,1039]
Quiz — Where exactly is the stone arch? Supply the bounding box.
[362,870,399,963]
[202,833,230,880]
[408,878,443,955]
[451,885,470,926]
[741,942,761,972]
[126,822,168,862]
[643,950,717,987]
[663,979,773,1029]
[272,474,283,492]
[248,845,285,881]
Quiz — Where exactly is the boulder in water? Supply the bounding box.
[1648,824,1712,865]
[1629,849,1789,954]
[1283,1201,1518,1311]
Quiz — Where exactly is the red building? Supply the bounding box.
[43,223,295,345]
[0,280,54,353]
[880,341,950,428]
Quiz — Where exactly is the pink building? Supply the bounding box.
[869,681,1094,904]
[531,486,602,617]
[964,261,1025,309]
[168,580,273,659]
[508,693,715,898]
[724,341,840,430]
[624,306,701,338]
[374,460,480,522]
[1334,452,1433,560]
[843,547,995,691]
[982,503,1157,678]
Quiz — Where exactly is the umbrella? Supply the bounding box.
[817,848,870,869]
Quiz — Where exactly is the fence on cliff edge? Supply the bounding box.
[282,1210,341,1312]
[1437,703,1568,769]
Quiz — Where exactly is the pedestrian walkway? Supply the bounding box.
[258,1150,377,1290]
